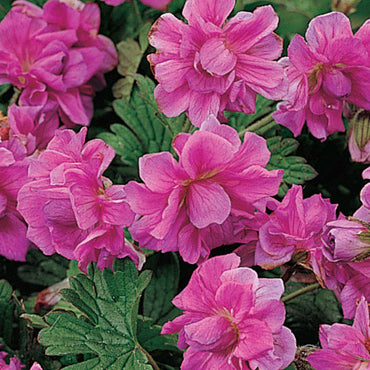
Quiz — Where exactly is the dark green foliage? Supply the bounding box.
[267,137,318,196]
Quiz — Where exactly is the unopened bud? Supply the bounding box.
[331,0,360,14]
[348,110,370,163]
[0,112,10,142]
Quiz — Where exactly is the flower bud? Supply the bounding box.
[348,110,370,163]
[331,0,360,14]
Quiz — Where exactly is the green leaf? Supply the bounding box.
[266,137,318,196]
[18,249,70,287]
[225,95,275,133]
[0,279,14,344]
[137,316,180,353]
[0,83,10,97]
[113,39,145,101]
[0,1,12,21]
[38,259,154,369]
[21,313,49,329]
[143,253,180,324]
[283,282,343,344]
[98,75,186,178]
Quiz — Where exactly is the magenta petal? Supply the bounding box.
[66,169,100,230]
[225,5,279,53]
[149,13,187,53]
[236,54,286,100]
[187,180,231,228]
[323,69,352,99]
[154,59,192,93]
[215,281,254,320]
[305,12,353,55]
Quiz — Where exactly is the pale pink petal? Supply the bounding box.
[154,84,191,117]
[188,91,220,127]
[180,130,234,178]
[182,0,234,27]
[199,37,237,76]
[187,180,231,228]
[139,152,184,193]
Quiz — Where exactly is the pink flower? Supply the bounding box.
[255,185,337,270]
[0,0,117,127]
[312,217,370,318]
[17,128,143,272]
[0,145,30,261]
[147,0,286,126]
[307,296,370,369]
[161,254,296,370]
[273,12,370,140]
[125,116,283,264]
[101,0,172,10]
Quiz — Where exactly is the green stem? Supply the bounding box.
[239,113,275,137]
[9,88,21,106]
[281,283,321,303]
[138,343,160,370]
[131,0,142,24]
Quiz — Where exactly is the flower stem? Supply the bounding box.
[131,0,142,25]
[281,283,321,303]
[138,343,160,370]
[239,113,275,137]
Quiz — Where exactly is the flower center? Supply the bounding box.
[308,62,326,94]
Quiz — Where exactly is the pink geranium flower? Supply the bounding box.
[255,185,337,270]
[161,254,296,370]
[147,0,287,126]
[125,116,282,264]
[307,296,370,369]
[312,216,370,318]
[17,128,143,272]
[0,0,117,127]
[273,12,370,140]
[101,0,172,10]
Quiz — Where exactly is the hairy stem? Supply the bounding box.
[131,0,142,25]
[138,343,160,370]
[281,283,321,303]
[239,113,275,137]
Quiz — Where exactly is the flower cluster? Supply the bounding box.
[0,0,117,139]
[148,0,287,126]
[17,128,143,272]
[125,116,282,263]
[161,254,296,369]
[273,12,370,140]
